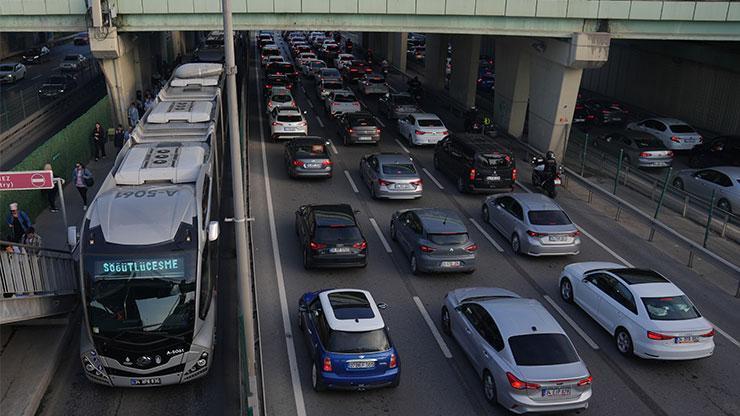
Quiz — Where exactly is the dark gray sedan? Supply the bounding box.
[359,153,422,199]
[590,129,673,168]
[390,208,476,274]
[379,93,421,120]
[283,137,333,179]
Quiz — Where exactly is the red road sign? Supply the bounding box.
[0,170,54,190]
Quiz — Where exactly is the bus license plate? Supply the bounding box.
[675,336,699,344]
[541,387,571,398]
[130,378,161,386]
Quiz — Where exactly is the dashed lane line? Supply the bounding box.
[413,296,453,359]
[543,295,600,350]
[468,218,504,253]
[394,138,410,154]
[369,217,392,253]
[327,139,339,155]
[422,168,444,190]
[343,170,359,193]
[315,115,324,128]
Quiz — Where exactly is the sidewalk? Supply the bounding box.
[34,144,116,250]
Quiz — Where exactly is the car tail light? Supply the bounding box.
[272,122,280,126]
[321,160,333,167]
[332,102,340,106]
[322,357,333,372]
[647,331,674,341]
[268,102,274,108]
[602,110,610,114]
[290,101,296,106]
[577,375,593,386]
[389,353,397,368]
[670,136,681,143]
[265,84,272,89]
[640,152,651,157]
[701,328,716,337]
[410,179,422,186]
[353,241,367,250]
[527,230,547,238]
[512,168,518,181]
[415,130,427,135]
[287,84,293,90]
[292,160,305,167]
[667,151,674,157]
[469,168,477,181]
[378,178,393,186]
[350,68,358,72]
[441,130,449,135]
[477,78,482,83]
[586,114,595,120]
[506,372,540,390]
[298,121,307,126]
[419,245,435,253]
[376,128,382,134]
[569,230,581,237]
[310,241,327,251]
[347,128,353,133]
[465,244,478,252]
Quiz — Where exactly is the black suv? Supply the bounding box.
[689,135,740,168]
[295,204,368,269]
[38,74,77,99]
[433,134,517,193]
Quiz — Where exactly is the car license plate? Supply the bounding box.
[329,247,351,253]
[284,127,295,131]
[359,136,371,141]
[392,184,413,190]
[486,176,501,181]
[548,235,568,242]
[554,178,561,185]
[541,387,571,398]
[347,360,375,369]
[440,261,461,268]
[130,378,161,386]
[675,336,699,344]
[305,163,321,169]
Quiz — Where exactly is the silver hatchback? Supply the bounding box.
[390,208,476,274]
[482,193,580,256]
[441,287,592,414]
[359,153,422,199]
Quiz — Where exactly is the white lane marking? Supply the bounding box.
[369,218,392,253]
[576,225,634,268]
[375,117,386,128]
[327,139,339,155]
[394,138,410,154]
[31,74,43,80]
[422,167,444,190]
[343,170,359,193]
[255,62,308,416]
[712,325,740,349]
[307,100,314,109]
[516,180,532,193]
[315,115,324,128]
[413,296,453,359]
[468,218,504,253]
[300,86,307,94]
[388,85,398,94]
[543,295,600,350]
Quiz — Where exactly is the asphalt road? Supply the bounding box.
[249,34,740,416]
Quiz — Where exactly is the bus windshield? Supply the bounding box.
[83,252,197,337]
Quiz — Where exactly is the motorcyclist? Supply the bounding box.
[544,151,558,178]
[381,59,390,76]
[463,106,481,132]
[345,39,353,52]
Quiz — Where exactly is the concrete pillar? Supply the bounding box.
[424,33,449,93]
[449,34,482,108]
[493,37,530,139]
[386,32,407,72]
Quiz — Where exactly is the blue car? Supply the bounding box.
[477,73,495,91]
[298,288,400,391]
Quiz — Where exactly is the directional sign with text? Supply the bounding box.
[0,170,54,190]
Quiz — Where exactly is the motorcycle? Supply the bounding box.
[408,84,422,101]
[530,156,563,198]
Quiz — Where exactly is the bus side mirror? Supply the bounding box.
[67,226,78,247]
[208,221,220,241]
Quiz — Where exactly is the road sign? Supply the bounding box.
[0,170,54,190]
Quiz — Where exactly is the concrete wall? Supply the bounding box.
[581,40,740,135]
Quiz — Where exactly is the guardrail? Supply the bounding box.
[0,241,78,298]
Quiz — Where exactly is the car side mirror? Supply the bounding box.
[67,226,78,247]
[298,304,308,313]
[377,302,388,310]
[354,209,361,214]
[208,221,220,241]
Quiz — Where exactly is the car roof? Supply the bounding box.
[332,89,353,95]
[319,289,384,332]
[391,92,412,98]
[374,153,413,165]
[270,87,291,95]
[480,297,565,338]
[647,117,690,125]
[310,204,356,227]
[450,134,512,154]
[412,208,466,233]
[607,268,669,285]
[409,113,441,120]
[625,282,685,298]
[505,193,564,211]
[275,107,301,115]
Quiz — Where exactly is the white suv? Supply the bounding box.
[325,89,361,118]
[270,107,308,140]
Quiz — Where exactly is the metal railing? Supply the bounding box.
[0,241,78,297]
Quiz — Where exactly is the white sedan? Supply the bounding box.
[627,118,703,151]
[0,62,27,84]
[334,53,354,70]
[397,113,449,146]
[559,262,715,360]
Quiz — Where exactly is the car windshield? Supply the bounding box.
[0,65,15,71]
[277,115,303,123]
[271,94,292,103]
[311,62,326,69]
[476,154,512,168]
[368,78,385,84]
[328,329,390,353]
[393,96,415,105]
[508,334,580,366]
[642,296,701,321]
[334,94,356,103]
[324,82,342,90]
[27,48,41,54]
[315,226,362,243]
[418,119,444,127]
[670,124,695,133]
[428,233,468,245]
[633,136,666,149]
[262,49,280,57]
[382,163,416,175]
[46,76,67,84]
[527,210,572,225]
[64,55,78,61]
[321,70,340,77]
[349,116,375,126]
[293,143,328,158]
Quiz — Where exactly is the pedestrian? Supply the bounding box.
[92,122,106,161]
[124,126,133,144]
[22,227,42,248]
[135,90,145,118]
[42,162,59,213]
[6,203,32,243]
[128,101,140,128]
[72,162,93,211]
[144,90,155,112]
[113,124,125,152]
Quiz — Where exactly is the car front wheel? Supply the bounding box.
[560,279,574,304]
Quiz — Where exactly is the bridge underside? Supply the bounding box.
[1,14,740,41]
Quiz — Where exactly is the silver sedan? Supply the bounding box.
[359,153,422,199]
[672,166,740,213]
[482,193,581,256]
[441,287,592,414]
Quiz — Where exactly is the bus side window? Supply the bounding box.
[202,176,211,229]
